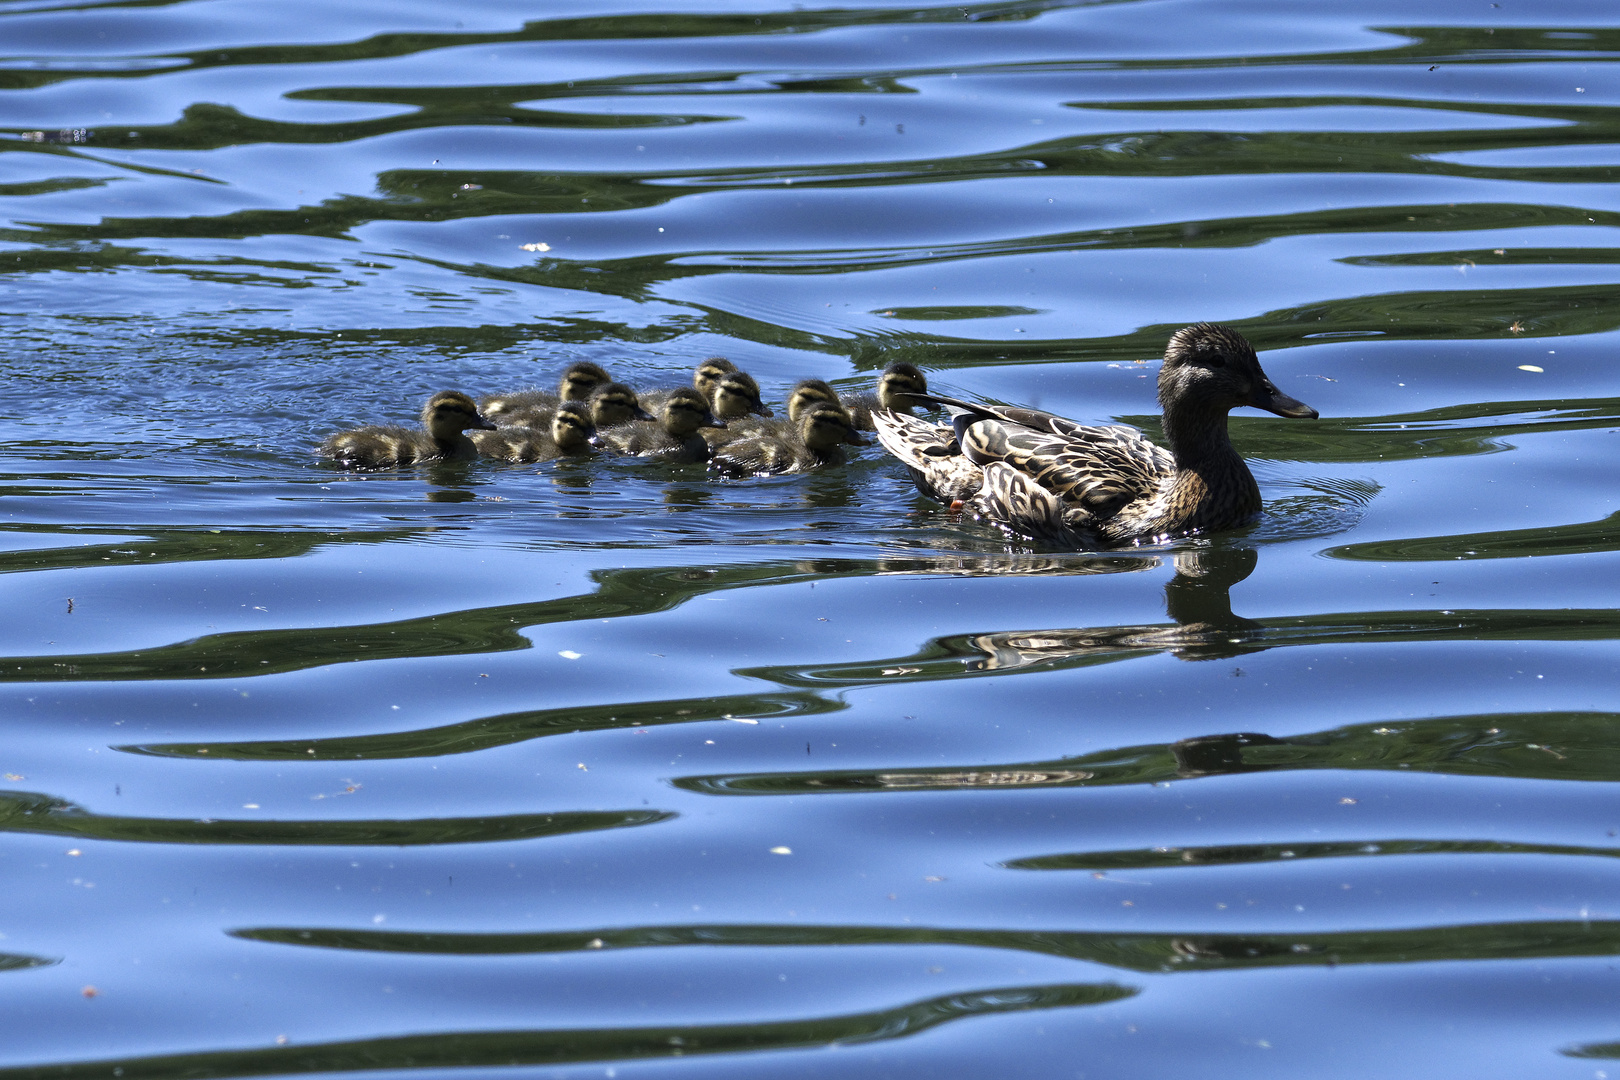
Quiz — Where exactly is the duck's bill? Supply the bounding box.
[634,407,656,421]
[846,431,871,446]
[701,414,726,429]
[1249,385,1318,420]
[474,417,500,430]
[753,404,775,418]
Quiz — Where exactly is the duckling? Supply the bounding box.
[871,323,1318,547]
[713,403,869,476]
[711,371,773,421]
[841,362,931,430]
[587,382,656,429]
[478,361,611,424]
[319,391,495,469]
[599,387,723,463]
[641,356,740,413]
[704,377,838,448]
[471,402,595,462]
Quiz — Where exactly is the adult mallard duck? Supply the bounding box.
[472,402,595,462]
[841,362,931,431]
[479,361,611,424]
[712,403,868,476]
[319,391,496,469]
[872,323,1318,546]
[599,387,724,463]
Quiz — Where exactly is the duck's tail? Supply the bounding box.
[872,410,985,504]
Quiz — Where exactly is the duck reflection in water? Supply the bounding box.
[966,544,1264,669]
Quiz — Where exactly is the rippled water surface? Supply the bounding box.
[3,1,1620,1076]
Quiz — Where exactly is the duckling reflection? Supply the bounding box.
[319,391,495,469]
[964,545,1264,669]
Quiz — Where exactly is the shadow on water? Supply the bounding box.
[230,917,1620,975]
[0,981,1132,1080]
[0,789,670,846]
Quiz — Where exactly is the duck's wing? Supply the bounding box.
[971,462,1100,547]
[961,419,1173,519]
[872,410,983,503]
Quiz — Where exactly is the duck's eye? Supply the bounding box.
[1205,352,1226,369]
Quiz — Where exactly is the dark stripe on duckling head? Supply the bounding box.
[559,361,612,401]
[662,387,723,435]
[551,402,596,450]
[693,356,738,397]
[877,361,929,411]
[590,382,654,426]
[712,372,771,419]
[801,404,868,450]
[423,391,497,430]
[786,378,840,422]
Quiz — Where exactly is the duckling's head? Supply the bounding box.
[550,402,596,451]
[875,362,929,411]
[800,404,869,452]
[693,356,738,399]
[661,387,724,437]
[786,379,841,422]
[422,391,497,438]
[590,382,655,427]
[558,361,612,402]
[1159,324,1317,420]
[711,371,773,420]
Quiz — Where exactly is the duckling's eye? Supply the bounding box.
[1204,352,1226,369]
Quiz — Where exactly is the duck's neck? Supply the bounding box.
[432,429,478,459]
[1162,404,1259,516]
[1164,404,1239,472]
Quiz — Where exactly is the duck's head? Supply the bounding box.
[786,379,841,422]
[693,356,738,399]
[590,382,655,426]
[1159,324,1317,420]
[550,402,597,451]
[559,361,612,402]
[875,362,929,411]
[800,404,869,452]
[712,371,773,420]
[423,391,497,438]
[661,387,724,437]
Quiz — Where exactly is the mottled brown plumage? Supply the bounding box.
[319,391,496,470]
[872,324,1318,546]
